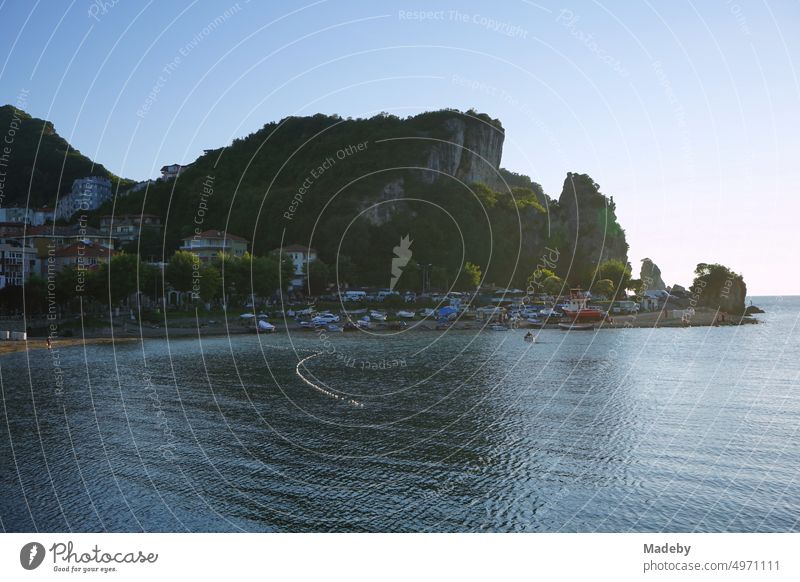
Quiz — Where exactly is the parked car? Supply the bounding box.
[312,313,340,324]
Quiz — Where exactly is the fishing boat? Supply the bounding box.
[558,322,595,331]
[561,289,605,322]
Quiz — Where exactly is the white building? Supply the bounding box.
[275,244,317,289]
[0,207,31,224]
[0,206,55,226]
[179,229,248,263]
[56,176,113,221]
[0,237,40,288]
[160,164,189,181]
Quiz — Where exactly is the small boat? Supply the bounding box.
[491,324,509,331]
[396,310,416,319]
[558,322,594,331]
[523,333,536,343]
[370,310,388,321]
[326,324,343,332]
[418,308,436,317]
[257,320,276,333]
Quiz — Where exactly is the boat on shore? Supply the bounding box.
[558,322,595,331]
[562,289,605,322]
[397,310,416,319]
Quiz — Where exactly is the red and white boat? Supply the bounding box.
[561,289,605,322]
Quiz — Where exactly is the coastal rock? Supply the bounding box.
[692,263,748,315]
[640,258,666,290]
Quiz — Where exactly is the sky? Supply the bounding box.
[1,0,798,294]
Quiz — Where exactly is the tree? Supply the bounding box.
[593,259,631,299]
[456,261,481,291]
[23,275,48,314]
[103,253,141,305]
[393,258,420,292]
[305,258,330,295]
[198,265,222,303]
[334,254,356,288]
[139,262,163,302]
[542,275,564,296]
[627,278,644,295]
[249,255,280,298]
[528,267,555,293]
[592,279,615,299]
[165,251,197,293]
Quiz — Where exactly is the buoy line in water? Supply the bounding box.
[295,352,364,408]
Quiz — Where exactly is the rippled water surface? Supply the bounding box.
[2,297,799,532]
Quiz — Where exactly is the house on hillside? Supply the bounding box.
[160,164,189,181]
[273,244,317,289]
[55,176,113,221]
[99,214,161,245]
[179,229,248,263]
[0,206,55,226]
[52,241,117,273]
[25,224,115,261]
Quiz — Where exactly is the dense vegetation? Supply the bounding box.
[4,106,635,300]
[97,111,628,291]
[0,105,130,207]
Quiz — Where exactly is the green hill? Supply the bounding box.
[102,109,628,288]
[0,105,130,208]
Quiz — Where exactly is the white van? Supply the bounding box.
[343,290,367,302]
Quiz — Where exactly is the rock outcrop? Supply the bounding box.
[420,116,505,187]
[640,258,666,290]
[555,173,629,282]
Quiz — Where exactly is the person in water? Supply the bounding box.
[524,332,533,341]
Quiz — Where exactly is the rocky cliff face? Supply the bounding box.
[420,116,505,187]
[640,258,666,290]
[555,173,629,282]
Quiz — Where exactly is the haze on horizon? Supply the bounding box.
[1,1,798,295]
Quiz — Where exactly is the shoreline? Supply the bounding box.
[0,309,760,356]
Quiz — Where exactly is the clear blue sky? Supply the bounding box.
[1,0,798,294]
